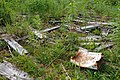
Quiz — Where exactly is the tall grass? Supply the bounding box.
[28,0,71,18]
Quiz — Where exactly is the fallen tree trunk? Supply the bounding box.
[4,38,28,55]
[0,60,33,80]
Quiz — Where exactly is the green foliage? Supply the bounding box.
[92,29,101,35]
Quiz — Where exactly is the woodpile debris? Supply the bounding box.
[0,16,116,79]
[1,34,28,55]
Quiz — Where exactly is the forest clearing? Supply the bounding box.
[0,0,120,80]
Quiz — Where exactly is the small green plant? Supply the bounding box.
[92,28,101,35]
[62,32,80,51]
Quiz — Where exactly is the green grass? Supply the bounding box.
[0,0,120,80]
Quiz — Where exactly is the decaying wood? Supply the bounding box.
[48,20,116,26]
[16,36,28,41]
[30,28,46,39]
[0,60,33,80]
[70,47,103,70]
[75,27,82,32]
[49,21,63,24]
[80,42,100,46]
[40,26,60,33]
[0,34,28,55]
[79,35,102,41]
[61,64,71,80]
[2,36,28,55]
[80,24,100,30]
[94,43,114,51]
[73,20,114,25]
[101,28,110,36]
[31,26,60,39]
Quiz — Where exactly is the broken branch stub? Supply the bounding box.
[70,47,103,70]
[0,60,33,80]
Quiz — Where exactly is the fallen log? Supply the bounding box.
[16,36,28,41]
[31,26,60,39]
[40,26,60,33]
[73,20,115,25]
[0,60,33,80]
[101,28,110,36]
[80,42,100,46]
[30,28,46,39]
[80,24,100,30]
[94,43,114,51]
[1,34,28,55]
[4,38,28,55]
[79,35,102,41]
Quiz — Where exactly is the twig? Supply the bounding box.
[7,45,14,57]
[16,36,28,41]
[61,64,71,80]
[40,26,60,33]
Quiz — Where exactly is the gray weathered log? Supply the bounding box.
[80,24,100,30]
[0,60,33,80]
[40,26,60,33]
[79,36,102,41]
[73,20,115,25]
[31,26,60,39]
[49,20,61,23]
[49,20,116,26]
[16,36,28,41]
[80,42,100,46]
[30,28,46,39]
[4,38,28,55]
[101,28,110,36]
[94,43,114,51]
